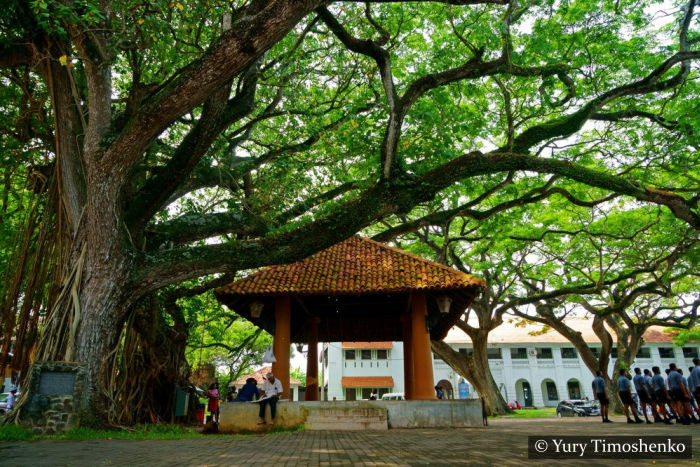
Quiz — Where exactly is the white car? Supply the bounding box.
[381,392,405,400]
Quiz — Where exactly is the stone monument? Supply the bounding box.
[19,361,86,435]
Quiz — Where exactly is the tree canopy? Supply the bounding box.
[1,0,699,424]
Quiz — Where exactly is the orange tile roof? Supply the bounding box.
[444,318,680,344]
[216,236,485,296]
[642,328,676,344]
[342,342,393,349]
[341,376,395,388]
[231,366,301,386]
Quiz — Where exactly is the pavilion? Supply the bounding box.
[214,236,485,401]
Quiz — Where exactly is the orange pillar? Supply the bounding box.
[305,318,320,401]
[402,314,414,400]
[411,291,435,399]
[271,296,291,400]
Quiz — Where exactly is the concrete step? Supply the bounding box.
[305,405,388,430]
[305,419,388,431]
[309,408,386,417]
[306,417,387,423]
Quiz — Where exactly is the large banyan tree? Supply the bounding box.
[1,0,698,424]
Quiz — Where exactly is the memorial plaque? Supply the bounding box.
[38,371,76,395]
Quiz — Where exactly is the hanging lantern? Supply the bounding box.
[436,295,452,314]
[250,301,264,318]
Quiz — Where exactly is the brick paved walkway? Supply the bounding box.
[1,416,697,466]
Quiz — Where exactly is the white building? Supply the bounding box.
[1,376,11,393]
[322,318,700,407]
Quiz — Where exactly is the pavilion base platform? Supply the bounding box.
[217,400,483,433]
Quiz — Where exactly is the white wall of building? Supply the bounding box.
[323,340,700,407]
[322,342,414,401]
[1,376,12,393]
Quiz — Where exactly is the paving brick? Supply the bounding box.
[2,417,698,466]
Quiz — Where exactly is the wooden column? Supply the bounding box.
[401,314,414,400]
[411,291,435,399]
[271,296,291,400]
[305,318,320,401]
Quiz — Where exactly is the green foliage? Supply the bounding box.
[0,424,34,441]
[673,327,700,346]
[29,0,105,38]
[290,367,306,386]
[1,0,699,425]
[181,290,271,384]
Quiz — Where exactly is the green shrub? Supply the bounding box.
[0,424,34,441]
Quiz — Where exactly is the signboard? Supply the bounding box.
[38,371,76,396]
[458,378,470,399]
[174,387,189,417]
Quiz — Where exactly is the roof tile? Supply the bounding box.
[216,236,485,296]
[444,318,680,344]
[342,342,393,349]
[341,376,395,388]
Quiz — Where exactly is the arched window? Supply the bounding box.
[567,379,582,399]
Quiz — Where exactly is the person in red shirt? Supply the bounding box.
[207,382,220,423]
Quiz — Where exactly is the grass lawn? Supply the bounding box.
[499,407,558,419]
[0,421,305,442]
[0,423,209,442]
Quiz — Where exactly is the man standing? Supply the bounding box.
[618,369,643,424]
[6,387,17,412]
[691,359,700,403]
[651,366,674,423]
[682,368,699,418]
[664,368,679,419]
[644,369,666,423]
[258,372,283,425]
[592,371,612,423]
[632,368,653,424]
[668,363,695,425]
[686,367,699,417]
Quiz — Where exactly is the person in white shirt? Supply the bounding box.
[258,373,283,424]
[6,387,17,412]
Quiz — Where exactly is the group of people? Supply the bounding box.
[227,377,262,403]
[206,372,284,425]
[592,358,700,425]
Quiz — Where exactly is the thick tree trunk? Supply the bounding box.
[606,326,644,414]
[72,269,131,425]
[26,164,136,425]
[24,247,133,425]
[470,333,510,415]
[432,337,509,415]
[71,173,135,424]
[113,297,191,424]
[527,311,627,412]
[603,374,623,414]
[33,243,133,425]
[42,43,87,232]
